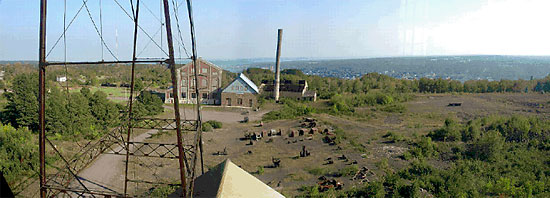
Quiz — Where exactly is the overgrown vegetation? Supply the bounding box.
[262,99,315,121]
[145,184,178,197]
[304,115,550,197]
[0,124,39,186]
[205,120,223,129]
[201,122,213,132]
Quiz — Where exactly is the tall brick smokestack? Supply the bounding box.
[274,29,283,101]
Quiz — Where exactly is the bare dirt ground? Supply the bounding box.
[63,106,269,196]
[22,93,549,197]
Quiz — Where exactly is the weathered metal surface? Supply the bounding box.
[163,0,189,196]
[131,118,197,131]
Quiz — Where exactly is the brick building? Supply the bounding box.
[221,73,259,107]
[262,80,316,101]
[165,58,223,104]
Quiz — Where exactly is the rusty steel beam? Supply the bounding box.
[185,0,204,196]
[131,118,197,131]
[163,0,189,196]
[38,0,47,197]
[107,142,194,159]
[45,59,167,66]
[44,185,128,198]
[124,0,141,195]
[46,127,125,197]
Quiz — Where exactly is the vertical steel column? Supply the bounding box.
[162,0,188,197]
[123,0,140,195]
[38,0,47,197]
[185,0,204,196]
[274,29,283,102]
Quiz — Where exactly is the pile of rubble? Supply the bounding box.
[351,166,375,183]
[317,176,343,192]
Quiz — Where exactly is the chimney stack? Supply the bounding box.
[274,29,283,101]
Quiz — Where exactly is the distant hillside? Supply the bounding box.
[243,55,550,81]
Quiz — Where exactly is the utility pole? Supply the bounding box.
[274,29,283,102]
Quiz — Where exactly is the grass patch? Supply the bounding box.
[306,167,332,176]
[148,130,170,139]
[349,139,367,152]
[383,131,406,143]
[337,165,359,177]
[380,103,407,113]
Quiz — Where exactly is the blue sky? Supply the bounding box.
[1,0,550,61]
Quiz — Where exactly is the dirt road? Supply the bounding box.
[67,107,268,196]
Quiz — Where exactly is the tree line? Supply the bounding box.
[0,73,165,188]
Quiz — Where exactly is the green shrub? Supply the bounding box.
[380,103,407,113]
[0,124,39,185]
[147,184,178,197]
[362,181,386,198]
[407,136,437,158]
[262,99,315,121]
[429,118,462,142]
[201,122,213,132]
[307,167,331,176]
[466,130,504,161]
[205,120,223,129]
[257,166,265,175]
[383,131,405,143]
[338,165,359,177]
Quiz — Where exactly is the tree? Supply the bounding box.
[134,78,145,92]
[2,74,38,130]
[67,92,95,138]
[466,130,504,161]
[134,91,164,117]
[45,87,69,135]
[89,91,120,128]
[80,87,91,98]
[429,118,461,141]
[0,124,38,184]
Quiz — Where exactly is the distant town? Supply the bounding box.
[215,55,550,81]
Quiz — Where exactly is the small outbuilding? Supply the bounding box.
[221,73,259,108]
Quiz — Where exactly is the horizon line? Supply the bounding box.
[3,54,550,63]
